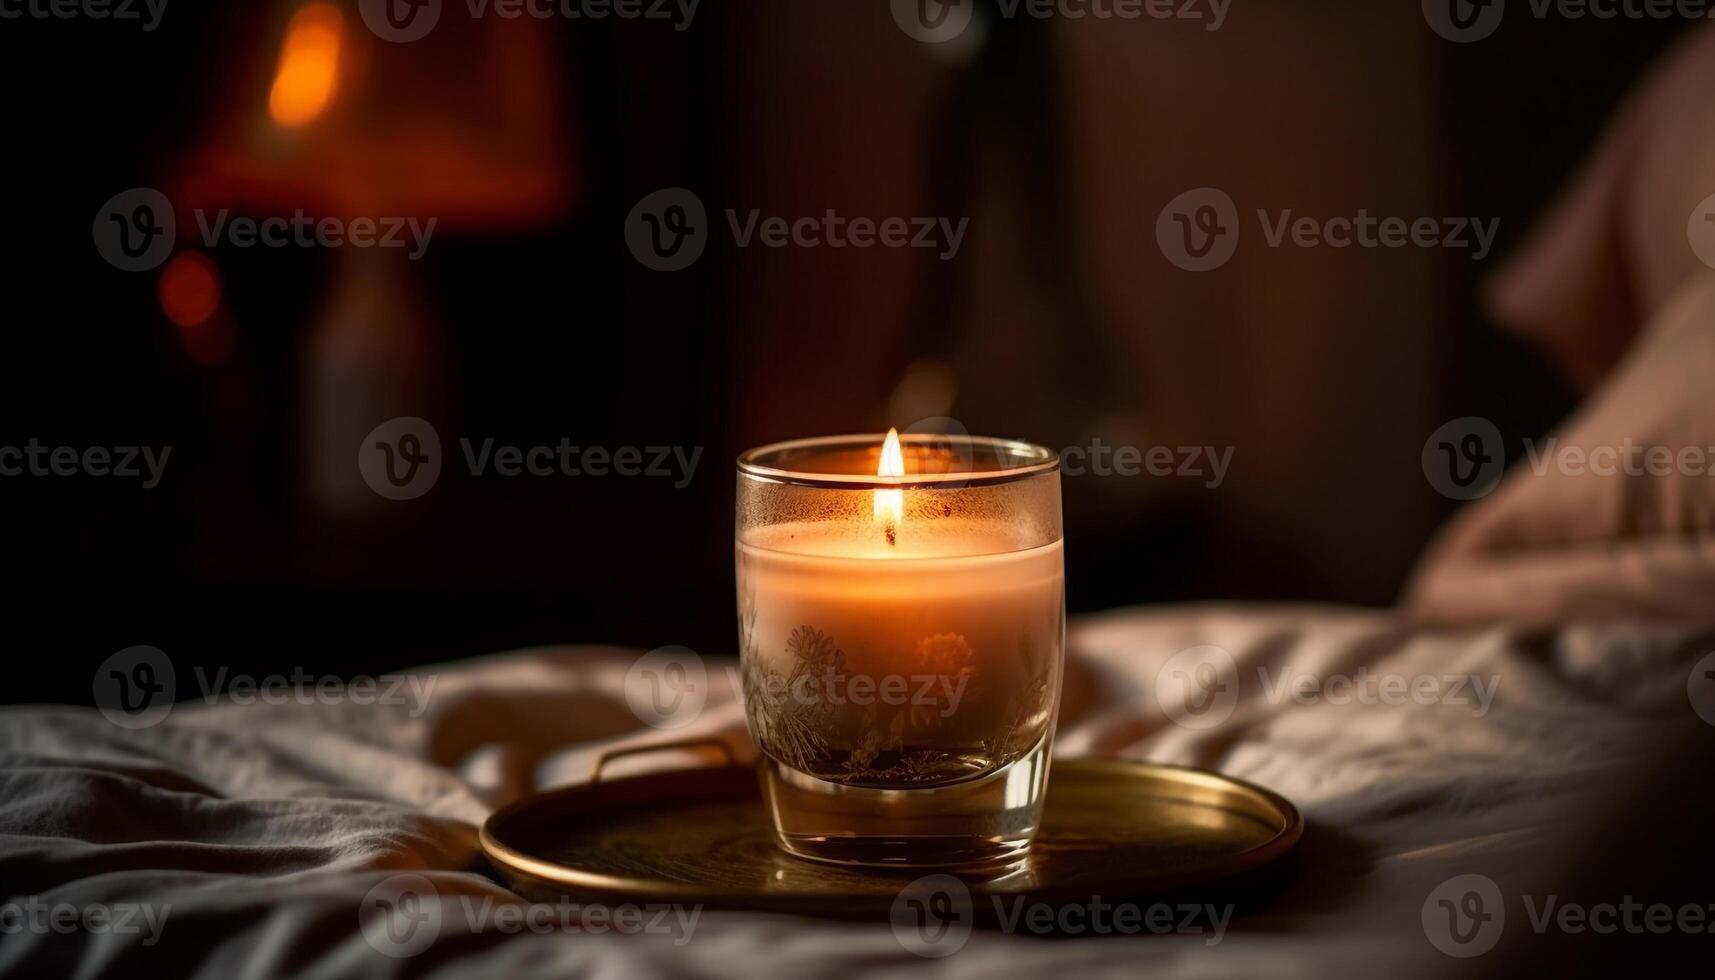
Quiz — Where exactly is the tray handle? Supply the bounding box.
[589,737,739,784]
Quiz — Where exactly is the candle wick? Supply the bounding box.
[885,524,897,547]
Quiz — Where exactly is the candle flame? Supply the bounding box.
[874,427,904,538]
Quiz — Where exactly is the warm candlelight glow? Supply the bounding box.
[737,432,1064,866]
[873,427,904,539]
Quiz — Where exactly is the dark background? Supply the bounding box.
[0,2,1689,706]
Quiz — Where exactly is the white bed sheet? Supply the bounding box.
[1,604,1707,979]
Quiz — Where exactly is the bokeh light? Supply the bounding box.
[157,250,222,327]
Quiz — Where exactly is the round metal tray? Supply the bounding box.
[481,742,1303,915]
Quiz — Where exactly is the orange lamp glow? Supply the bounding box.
[268,3,344,128]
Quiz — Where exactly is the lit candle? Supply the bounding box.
[736,431,1064,868]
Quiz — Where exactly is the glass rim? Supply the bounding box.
[736,432,1060,489]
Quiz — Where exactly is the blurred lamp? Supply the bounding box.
[183,1,576,227]
[176,2,578,515]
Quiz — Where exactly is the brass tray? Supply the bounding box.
[481,740,1302,916]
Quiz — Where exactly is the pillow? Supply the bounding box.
[1486,24,1715,389]
[1407,273,1715,624]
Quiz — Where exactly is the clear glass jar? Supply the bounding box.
[736,432,1064,869]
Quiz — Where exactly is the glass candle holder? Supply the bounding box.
[735,432,1065,869]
